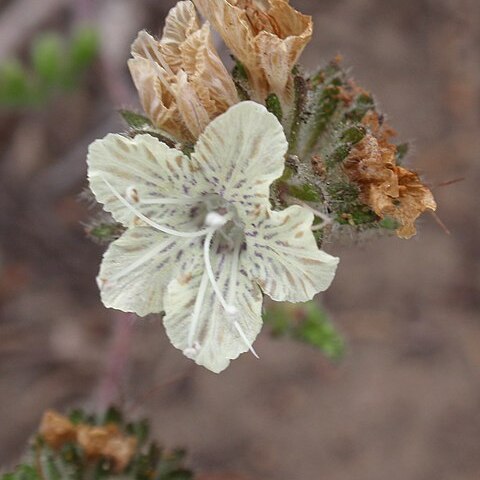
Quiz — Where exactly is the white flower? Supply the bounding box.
[88,101,339,373]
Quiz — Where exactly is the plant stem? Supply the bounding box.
[96,312,135,411]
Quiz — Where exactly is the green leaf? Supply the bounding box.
[68,409,86,425]
[125,419,149,445]
[69,26,99,71]
[103,406,123,425]
[264,302,345,361]
[45,458,62,480]
[294,303,345,361]
[31,34,64,85]
[0,60,32,106]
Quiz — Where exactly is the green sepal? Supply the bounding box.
[265,93,283,122]
[119,110,154,129]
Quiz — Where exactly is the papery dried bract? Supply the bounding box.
[193,0,312,104]
[128,1,238,141]
[389,166,437,239]
[344,113,436,238]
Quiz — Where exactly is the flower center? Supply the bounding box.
[100,177,257,359]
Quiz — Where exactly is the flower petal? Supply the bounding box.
[245,205,339,302]
[87,133,208,227]
[98,226,202,316]
[164,238,263,373]
[192,101,288,219]
[160,0,201,72]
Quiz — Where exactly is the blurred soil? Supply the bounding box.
[0,0,479,479]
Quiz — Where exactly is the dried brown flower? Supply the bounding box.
[39,410,76,449]
[39,411,137,473]
[77,424,137,472]
[193,0,312,105]
[128,1,238,141]
[344,112,436,238]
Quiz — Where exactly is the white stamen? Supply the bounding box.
[226,237,259,359]
[187,270,209,347]
[234,321,259,359]
[101,176,211,238]
[110,239,175,283]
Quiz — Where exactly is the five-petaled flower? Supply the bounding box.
[88,101,338,373]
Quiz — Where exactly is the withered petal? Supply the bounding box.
[160,0,201,72]
[344,125,436,239]
[193,0,312,101]
[39,410,76,450]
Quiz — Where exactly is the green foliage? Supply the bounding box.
[276,58,410,237]
[0,61,32,105]
[120,110,154,130]
[0,26,99,108]
[288,183,321,202]
[69,27,99,74]
[31,34,64,85]
[0,407,194,480]
[264,302,345,361]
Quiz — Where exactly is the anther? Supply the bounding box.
[125,186,139,203]
[183,341,201,360]
[205,212,228,229]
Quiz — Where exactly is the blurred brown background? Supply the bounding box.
[0,0,479,479]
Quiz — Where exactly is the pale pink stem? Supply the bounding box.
[96,312,135,411]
